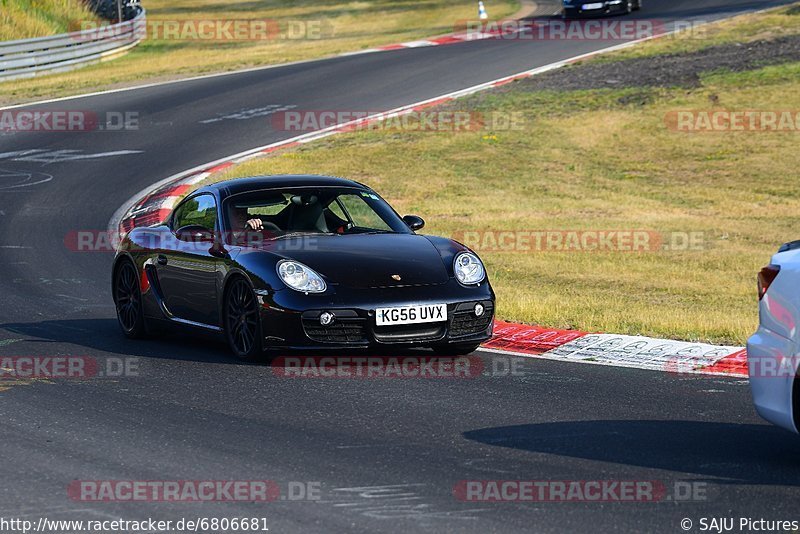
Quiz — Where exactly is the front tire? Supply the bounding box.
[114,260,148,339]
[432,342,482,356]
[224,278,263,361]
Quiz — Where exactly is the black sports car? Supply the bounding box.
[113,175,495,359]
[562,0,641,18]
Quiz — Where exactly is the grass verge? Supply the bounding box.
[0,0,99,40]
[0,0,518,105]
[198,3,800,345]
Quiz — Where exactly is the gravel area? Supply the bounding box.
[507,34,800,91]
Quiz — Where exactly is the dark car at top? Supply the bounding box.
[562,0,641,18]
[113,175,495,359]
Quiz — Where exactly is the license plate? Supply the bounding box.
[582,2,604,9]
[375,304,447,326]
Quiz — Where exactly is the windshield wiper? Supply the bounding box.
[273,231,332,240]
[344,228,394,235]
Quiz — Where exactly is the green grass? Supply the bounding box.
[0,0,99,40]
[195,5,800,345]
[0,0,519,104]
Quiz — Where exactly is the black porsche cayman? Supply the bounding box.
[113,175,495,359]
[562,0,641,18]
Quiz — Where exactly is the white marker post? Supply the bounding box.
[478,1,489,20]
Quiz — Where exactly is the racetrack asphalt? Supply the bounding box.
[0,0,798,531]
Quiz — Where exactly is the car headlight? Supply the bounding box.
[277,260,326,293]
[454,252,485,285]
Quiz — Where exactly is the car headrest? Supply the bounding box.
[287,201,327,232]
[290,194,318,206]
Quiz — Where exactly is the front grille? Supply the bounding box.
[372,323,446,343]
[449,301,494,338]
[302,310,367,344]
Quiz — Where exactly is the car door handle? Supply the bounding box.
[157,254,168,266]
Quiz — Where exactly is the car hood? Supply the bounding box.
[271,233,450,289]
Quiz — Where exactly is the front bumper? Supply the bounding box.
[563,1,628,17]
[257,280,495,350]
[747,327,799,433]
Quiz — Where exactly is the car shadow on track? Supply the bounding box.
[464,420,800,486]
[0,318,242,365]
[0,318,443,367]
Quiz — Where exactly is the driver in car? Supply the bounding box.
[231,207,265,231]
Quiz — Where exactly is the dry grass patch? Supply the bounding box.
[0,0,99,40]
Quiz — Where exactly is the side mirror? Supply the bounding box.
[175,225,214,243]
[402,215,425,231]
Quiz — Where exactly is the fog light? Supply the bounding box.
[474,303,485,317]
[319,311,335,326]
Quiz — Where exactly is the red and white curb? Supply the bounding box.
[107,23,750,380]
[353,26,523,54]
[482,321,747,377]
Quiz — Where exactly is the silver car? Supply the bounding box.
[747,241,800,432]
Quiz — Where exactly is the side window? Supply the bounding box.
[172,195,218,232]
[336,194,392,231]
[327,199,348,221]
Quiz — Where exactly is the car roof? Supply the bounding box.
[194,175,371,199]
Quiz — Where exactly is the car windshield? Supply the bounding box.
[224,187,410,244]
